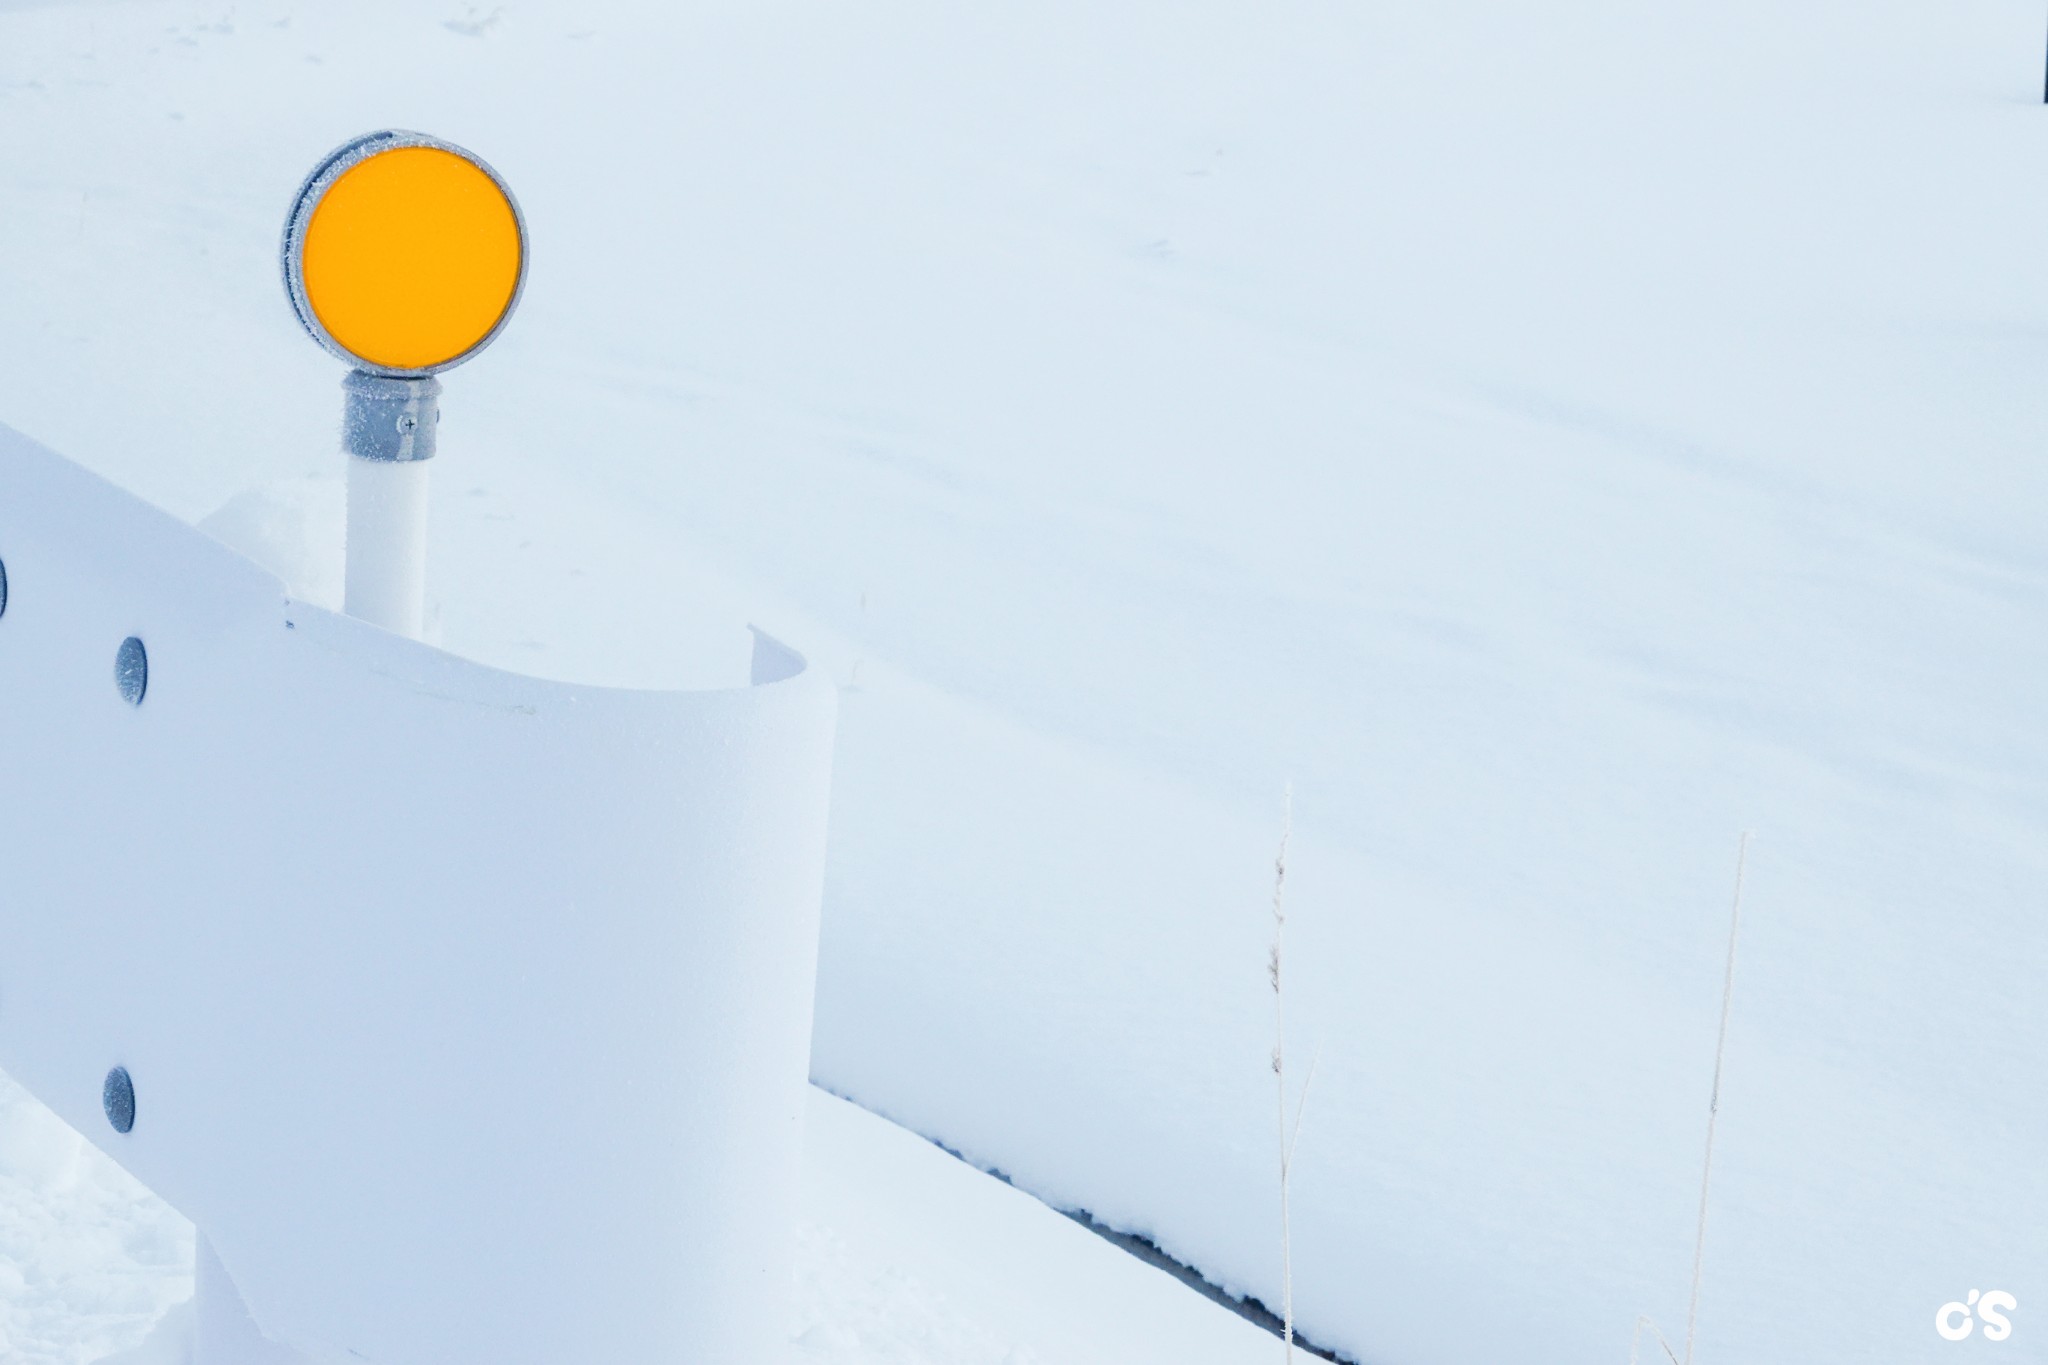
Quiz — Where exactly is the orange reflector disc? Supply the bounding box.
[289,136,525,375]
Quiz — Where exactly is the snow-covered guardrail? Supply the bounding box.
[0,423,836,1365]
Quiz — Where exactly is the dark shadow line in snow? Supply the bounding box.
[812,1083,1356,1362]
[1055,1210,1351,1364]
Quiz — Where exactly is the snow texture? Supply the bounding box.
[0,1073,1282,1365]
[0,2,2042,1363]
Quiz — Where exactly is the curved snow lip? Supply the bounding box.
[0,417,821,707]
[0,418,838,1365]
[278,588,826,712]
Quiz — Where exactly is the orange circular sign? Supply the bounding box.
[284,132,526,375]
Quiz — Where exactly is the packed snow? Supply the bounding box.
[0,1070,1282,1365]
[1,1,2043,1363]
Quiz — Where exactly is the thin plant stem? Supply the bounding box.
[1632,1315,1682,1365]
[1682,833,1750,1365]
[1270,786,1295,1361]
[1289,1049,1321,1169]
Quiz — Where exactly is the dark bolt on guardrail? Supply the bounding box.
[115,637,147,706]
[103,1067,135,1134]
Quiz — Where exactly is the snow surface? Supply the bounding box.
[1,1070,1281,1365]
[1,2,2043,1363]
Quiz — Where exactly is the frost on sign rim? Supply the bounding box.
[281,130,528,378]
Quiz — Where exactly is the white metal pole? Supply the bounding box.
[345,456,430,637]
[340,370,440,640]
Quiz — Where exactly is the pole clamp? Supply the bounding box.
[342,371,442,463]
